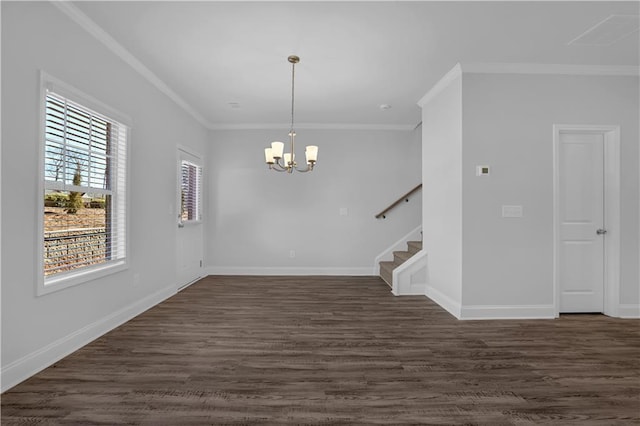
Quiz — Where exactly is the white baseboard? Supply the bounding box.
[205,266,372,276]
[392,286,426,296]
[425,285,462,319]
[1,285,176,393]
[460,304,555,320]
[618,304,640,318]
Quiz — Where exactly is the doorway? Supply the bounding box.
[553,125,620,317]
[176,147,204,290]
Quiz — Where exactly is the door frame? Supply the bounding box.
[176,145,204,291]
[552,124,620,317]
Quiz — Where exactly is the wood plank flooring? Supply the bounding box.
[2,275,639,425]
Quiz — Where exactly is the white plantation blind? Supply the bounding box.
[180,160,202,222]
[43,90,128,281]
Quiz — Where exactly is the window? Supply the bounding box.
[180,159,202,223]
[40,74,129,294]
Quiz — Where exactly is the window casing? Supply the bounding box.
[39,73,129,295]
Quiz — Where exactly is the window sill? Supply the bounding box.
[38,260,128,296]
[179,220,202,227]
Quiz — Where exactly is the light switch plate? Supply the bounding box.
[339,207,348,216]
[502,205,523,218]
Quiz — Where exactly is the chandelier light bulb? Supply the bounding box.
[271,141,284,159]
[305,145,318,163]
[264,148,274,164]
[283,153,295,167]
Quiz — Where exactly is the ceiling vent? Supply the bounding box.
[568,15,639,46]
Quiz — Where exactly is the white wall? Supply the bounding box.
[206,127,422,274]
[420,72,463,314]
[1,2,208,390]
[461,73,639,310]
[419,65,639,319]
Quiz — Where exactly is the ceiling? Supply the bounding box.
[71,1,639,130]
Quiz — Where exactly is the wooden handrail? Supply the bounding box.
[375,184,422,219]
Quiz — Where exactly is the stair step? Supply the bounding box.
[407,240,422,255]
[393,250,412,265]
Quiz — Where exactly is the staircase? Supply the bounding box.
[379,240,422,287]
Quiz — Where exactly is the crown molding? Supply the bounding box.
[417,63,462,107]
[51,1,212,129]
[418,62,638,107]
[461,62,640,76]
[207,122,416,131]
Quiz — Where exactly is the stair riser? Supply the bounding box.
[380,268,392,286]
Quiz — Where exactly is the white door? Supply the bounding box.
[558,132,605,313]
[177,148,203,289]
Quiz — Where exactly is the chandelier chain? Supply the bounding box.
[290,61,296,133]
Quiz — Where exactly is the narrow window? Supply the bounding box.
[180,160,202,223]
[41,82,128,292]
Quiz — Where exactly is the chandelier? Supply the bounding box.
[264,55,318,173]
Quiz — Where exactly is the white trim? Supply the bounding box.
[373,225,422,275]
[419,63,639,110]
[178,276,203,292]
[41,71,132,127]
[177,145,203,162]
[205,266,372,276]
[36,71,47,296]
[207,122,416,131]
[603,127,621,317]
[50,1,210,129]
[462,63,639,76]
[417,63,462,107]
[552,124,621,318]
[460,305,555,320]
[391,250,427,296]
[1,284,176,393]
[425,285,462,319]
[567,15,640,47]
[39,262,128,296]
[618,304,640,318]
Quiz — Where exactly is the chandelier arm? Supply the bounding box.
[293,163,314,173]
[270,164,288,172]
[271,158,289,172]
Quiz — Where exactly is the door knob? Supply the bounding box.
[596,228,607,235]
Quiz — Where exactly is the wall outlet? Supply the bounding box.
[339,207,348,216]
[133,273,140,286]
[289,250,296,258]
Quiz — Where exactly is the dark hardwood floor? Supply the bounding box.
[2,275,639,425]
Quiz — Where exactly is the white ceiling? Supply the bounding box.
[72,1,639,129]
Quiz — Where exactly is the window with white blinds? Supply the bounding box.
[180,160,202,222]
[42,85,128,290]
